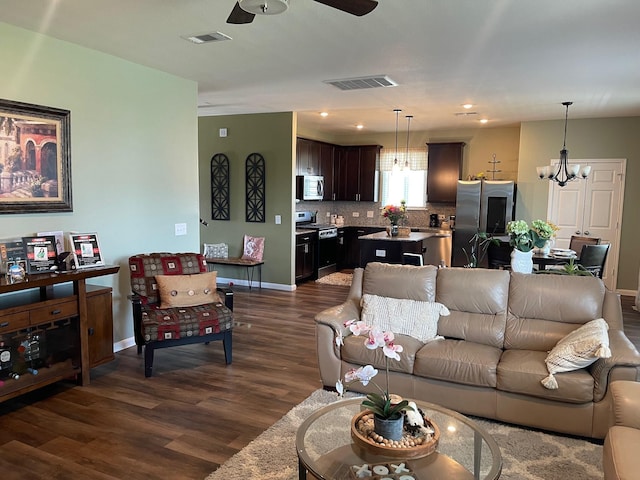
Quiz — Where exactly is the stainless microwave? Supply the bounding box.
[297,175,324,201]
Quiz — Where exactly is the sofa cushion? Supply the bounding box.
[497,349,594,403]
[360,294,450,342]
[362,262,437,302]
[505,273,606,351]
[542,318,611,389]
[413,339,502,388]
[156,271,221,308]
[435,268,509,349]
[341,333,423,374]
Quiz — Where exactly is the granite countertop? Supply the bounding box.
[358,231,441,242]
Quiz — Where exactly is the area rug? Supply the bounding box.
[315,272,353,286]
[205,389,603,480]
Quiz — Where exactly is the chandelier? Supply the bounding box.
[537,101,591,187]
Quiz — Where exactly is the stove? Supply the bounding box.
[296,211,339,278]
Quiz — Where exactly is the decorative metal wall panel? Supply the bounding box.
[245,153,265,223]
[210,153,230,221]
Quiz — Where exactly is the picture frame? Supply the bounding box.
[22,235,58,273]
[68,232,104,269]
[0,98,72,214]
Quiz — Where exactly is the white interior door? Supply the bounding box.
[547,159,625,290]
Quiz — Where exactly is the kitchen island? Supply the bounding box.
[358,230,452,267]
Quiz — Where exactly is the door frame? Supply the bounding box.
[546,158,626,291]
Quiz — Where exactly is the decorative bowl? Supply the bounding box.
[350,410,439,459]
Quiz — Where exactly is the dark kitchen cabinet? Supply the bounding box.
[334,145,381,201]
[343,226,385,268]
[295,231,316,282]
[296,138,335,200]
[318,142,335,200]
[427,142,465,203]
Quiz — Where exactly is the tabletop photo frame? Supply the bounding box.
[68,232,104,269]
[0,98,72,214]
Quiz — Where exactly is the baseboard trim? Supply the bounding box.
[114,337,136,353]
[215,275,295,292]
[616,289,636,297]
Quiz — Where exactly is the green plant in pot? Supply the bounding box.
[336,321,413,441]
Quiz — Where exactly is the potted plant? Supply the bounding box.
[336,321,412,441]
[506,219,555,273]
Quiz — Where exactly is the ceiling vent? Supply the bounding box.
[454,111,478,116]
[181,32,232,44]
[323,75,398,91]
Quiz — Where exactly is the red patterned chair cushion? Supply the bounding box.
[141,302,233,342]
[129,252,207,305]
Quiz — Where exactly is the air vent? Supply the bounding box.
[181,32,232,44]
[323,75,398,91]
[454,111,478,116]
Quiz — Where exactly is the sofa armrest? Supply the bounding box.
[591,330,640,401]
[611,381,640,429]
[315,297,361,338]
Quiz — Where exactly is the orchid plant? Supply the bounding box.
[336,320,412,420]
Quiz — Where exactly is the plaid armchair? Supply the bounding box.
[128,252,233,377]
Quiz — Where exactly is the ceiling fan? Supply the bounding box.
[227,0,379,24]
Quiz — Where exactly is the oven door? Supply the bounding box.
[317,235,338,278]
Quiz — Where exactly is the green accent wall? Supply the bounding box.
[0,22,200,344]
[198,113,296,288]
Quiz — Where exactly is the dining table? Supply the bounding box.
[532,252,578,270]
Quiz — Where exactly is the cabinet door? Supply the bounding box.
[86,288,114,368]
[318,143,335,200]
[296,138,312,176]
[427,143,464,203]
[335,147,361,201]
[358,145,380,202]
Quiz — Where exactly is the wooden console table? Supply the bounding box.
[205,257,263,290]
[0,265,119,402]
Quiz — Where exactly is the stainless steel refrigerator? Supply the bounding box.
[452,180,516,267]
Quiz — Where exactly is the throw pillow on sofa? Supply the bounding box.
[360,294,450,342]
[542,317,611,389]
[155,271,221,308]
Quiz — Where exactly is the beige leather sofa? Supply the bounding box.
[315,262,640,439]
[603,381,640,479]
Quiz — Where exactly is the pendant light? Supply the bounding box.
[403,115,413,171]
[392,109,401,174]
[537,101,591,187]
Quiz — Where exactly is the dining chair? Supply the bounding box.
[569,235,601,256]
[487,240,512,270]
[578,244,610,278]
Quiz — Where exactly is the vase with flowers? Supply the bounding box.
[336,321,412,441]
[506,219,556,273]
[381,201,407,237]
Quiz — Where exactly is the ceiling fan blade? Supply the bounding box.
[227,1,256,24]
[313,0,378,16]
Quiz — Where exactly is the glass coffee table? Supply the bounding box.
[296,398,502,480]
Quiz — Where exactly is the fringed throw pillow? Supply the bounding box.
[541,318,611,389]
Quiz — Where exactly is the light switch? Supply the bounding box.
[367,211,374,218]
[219,128,228,137]
[175,223,187,236]
[352,212,360,217]
[275,214,282,224]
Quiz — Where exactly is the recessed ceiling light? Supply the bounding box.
[463,103,474,109]
[480,118,489,124]
[356,124,364,129]
[320,112,328,117]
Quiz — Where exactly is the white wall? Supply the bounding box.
[0,22,200,344]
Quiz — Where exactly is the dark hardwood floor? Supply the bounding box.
[0,281,638,479]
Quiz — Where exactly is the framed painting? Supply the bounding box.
[0,99,72,213]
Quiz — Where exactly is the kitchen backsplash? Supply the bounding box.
[297,201,456,228]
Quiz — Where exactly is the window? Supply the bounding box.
[380,147,428,207]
